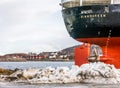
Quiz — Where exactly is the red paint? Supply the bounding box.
[74,43,90,66]
[75,37,120,68]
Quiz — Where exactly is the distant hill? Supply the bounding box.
[0,45,81,61]
[61,45,80,57]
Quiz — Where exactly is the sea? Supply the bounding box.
[0,61,74,70]
[0,61,119,88]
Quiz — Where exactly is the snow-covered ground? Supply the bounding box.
[1,62,120,84]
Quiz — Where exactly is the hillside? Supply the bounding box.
[61,45,80,54]
[0,45,81,61]
[59,45,80,60]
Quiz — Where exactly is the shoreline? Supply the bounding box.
[0,60,74,62]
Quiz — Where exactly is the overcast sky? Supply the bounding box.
[0,0,81,55]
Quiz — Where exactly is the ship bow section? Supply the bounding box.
[62,5,120,45]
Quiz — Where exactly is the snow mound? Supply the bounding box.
[2,62,120,84]
[76,62,120,84]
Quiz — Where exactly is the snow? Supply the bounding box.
[1,62,120,84]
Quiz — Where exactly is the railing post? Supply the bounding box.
[80,0,82,6]
[111,0,113,4]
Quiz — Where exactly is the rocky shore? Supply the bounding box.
[0,62,120,84]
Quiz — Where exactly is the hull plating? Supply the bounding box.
[62,4,120,68]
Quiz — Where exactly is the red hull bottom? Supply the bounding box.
[75,37,120,68]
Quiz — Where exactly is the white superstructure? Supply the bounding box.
[61,0,120,8]
[113,0,120,4]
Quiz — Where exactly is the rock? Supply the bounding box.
[0,68,15,75]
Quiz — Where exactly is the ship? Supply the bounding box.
[60,0,120,68]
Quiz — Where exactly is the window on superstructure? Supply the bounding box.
[82,0,111,6]
[61,0,80,9]
[113,0,120,4]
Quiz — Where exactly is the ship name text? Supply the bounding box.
[80,14,106,19]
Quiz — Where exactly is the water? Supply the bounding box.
[0,61,120,88]
[0,61,74,69]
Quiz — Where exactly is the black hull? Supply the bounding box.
[62,4,120,39]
